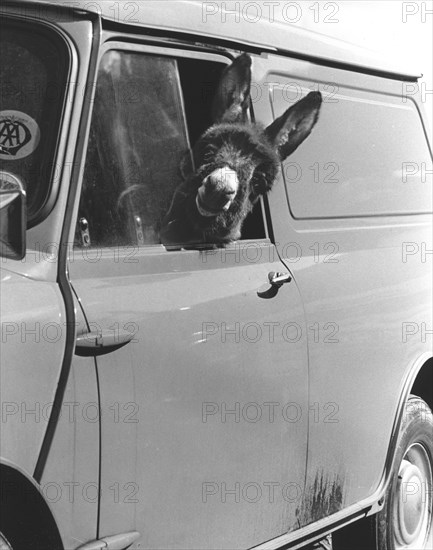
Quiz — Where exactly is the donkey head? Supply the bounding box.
[161,53,322,247]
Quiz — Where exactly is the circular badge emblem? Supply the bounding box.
[0,110,41,160]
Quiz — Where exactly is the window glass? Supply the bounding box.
[0,22,69,221]
[77,51,190,247]
[272,86,432,218]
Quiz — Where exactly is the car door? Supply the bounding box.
[68,44,310,550]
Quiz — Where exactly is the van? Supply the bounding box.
[0,2,431,549]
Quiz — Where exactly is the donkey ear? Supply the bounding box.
[265,91,322,160]
[212,53,252,123]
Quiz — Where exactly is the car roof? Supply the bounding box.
[4,0,421,80]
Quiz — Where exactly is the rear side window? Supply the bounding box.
[271,85,432,218]
[0,22,69,223]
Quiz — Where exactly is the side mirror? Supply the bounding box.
[0,172,26,260]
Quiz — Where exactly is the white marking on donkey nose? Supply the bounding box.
[207,167,238,197]
[196,167,239,216]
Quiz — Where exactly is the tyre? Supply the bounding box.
[0,465,63,550]
[333,395,433,550]
[0,517,61,550]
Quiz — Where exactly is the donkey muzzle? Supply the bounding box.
[196,167,238,217]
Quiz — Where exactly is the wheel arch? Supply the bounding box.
[410,356,433,412]
[0,461,64,550]
[334,356,433,548]
[373,354,433,514]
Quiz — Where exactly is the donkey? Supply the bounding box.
[160,53,322,248]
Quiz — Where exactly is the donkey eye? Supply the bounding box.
[251,170,268,193]
[204,151,215,163]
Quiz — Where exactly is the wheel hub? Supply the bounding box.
[393,444,432,549]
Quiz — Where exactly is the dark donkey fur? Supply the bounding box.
[160,53,322,248]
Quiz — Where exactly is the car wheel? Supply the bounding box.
[333,395,433,550]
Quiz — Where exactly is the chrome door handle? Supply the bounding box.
[268,271,292,286]
[77,531,140,550]
[75,328,134,356]
[257,271,292,299]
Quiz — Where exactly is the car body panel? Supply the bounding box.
[38,347,100,549]
[252,52,433,519]
[0,265,66,476]
[69,240,310,549]
[0,8,98,546]
[3,0,420,79]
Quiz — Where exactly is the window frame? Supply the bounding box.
[0,16,72,227]
[269,79,433,221]
[74,40,271,252]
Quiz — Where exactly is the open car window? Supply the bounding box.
[75,49,266,250]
